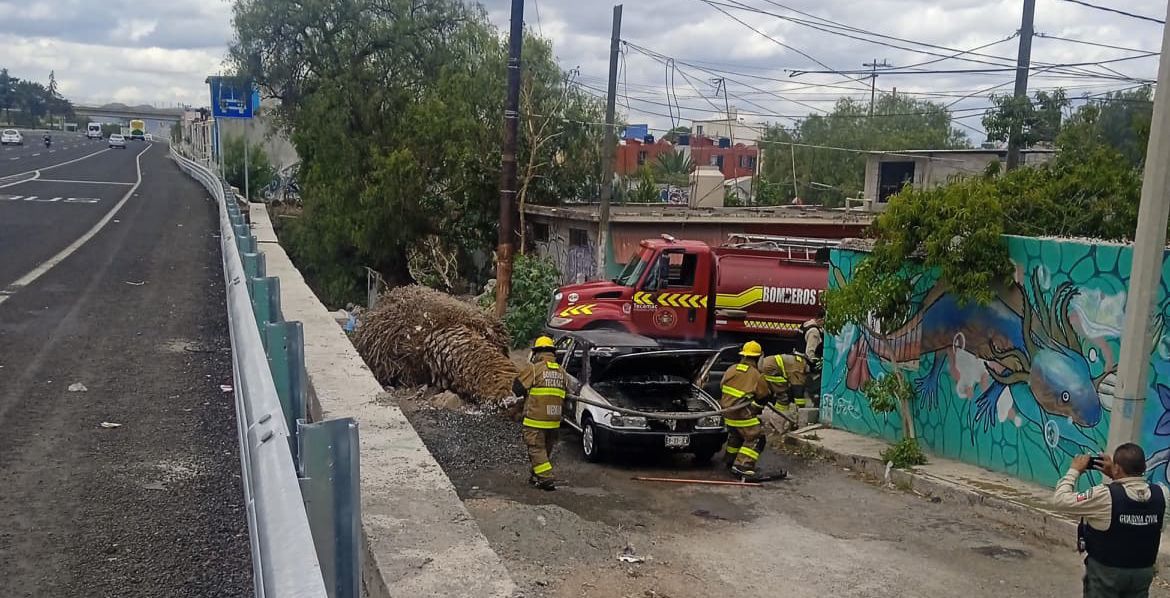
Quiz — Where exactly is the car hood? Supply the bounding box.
[590,349,716,384]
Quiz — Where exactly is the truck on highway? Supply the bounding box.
[86,123,103,139]
[547,234,836,351]
[128,119,145,141]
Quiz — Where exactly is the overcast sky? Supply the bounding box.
[0,0,1163,140]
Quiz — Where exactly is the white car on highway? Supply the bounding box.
[108,134,127,149]
[1,129,23,146]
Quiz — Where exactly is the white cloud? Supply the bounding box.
[0,0,1162,129]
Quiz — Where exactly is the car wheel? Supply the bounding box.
[582,417,606,463]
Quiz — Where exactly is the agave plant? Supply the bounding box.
[652,151,694,185]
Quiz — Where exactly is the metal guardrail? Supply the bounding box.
[172,147,360,598]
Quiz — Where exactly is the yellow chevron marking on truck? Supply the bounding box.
[743,320,802,331]
[653,293,706,308]
[716,286,765,309]
[559,304,596,317]
[633,292,654,305]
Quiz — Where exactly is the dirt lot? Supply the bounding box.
[395,389,1170,598]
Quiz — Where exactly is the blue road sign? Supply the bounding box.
[208,76,255,119]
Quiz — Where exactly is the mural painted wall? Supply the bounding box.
[823,236,1170,488]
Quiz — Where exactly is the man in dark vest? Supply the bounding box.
[1053,443,1169,598]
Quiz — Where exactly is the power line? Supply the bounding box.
[697,0,871,88]
[1035,33,1157,55]
[710,0,1156,82]
[575,80,995,119]
[530,0,544,37]
[625,41,857,114]
[788,51,1157,80]
[1056,0,1165,24]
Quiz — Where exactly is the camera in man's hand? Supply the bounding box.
[1088,455,1104,471]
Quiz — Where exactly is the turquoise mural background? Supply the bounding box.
[823,236,1170,488]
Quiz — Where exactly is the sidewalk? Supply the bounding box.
[784,425,1170,565]
[784,426,1081,550]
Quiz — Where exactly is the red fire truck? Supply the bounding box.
[547,234,837,349]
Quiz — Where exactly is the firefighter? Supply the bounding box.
[513,336,567,491]
[720,341,771,480]
[757,351,810,424]
[801,318,824,407]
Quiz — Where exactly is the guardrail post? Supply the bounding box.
[266,321,307,462]
[298,418,361,598]
[248,277,282,339]
[235,226,256,255]
[242,252,266,280]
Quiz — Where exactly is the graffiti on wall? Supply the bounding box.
[533,232,597,285]
[824,236,1170,487]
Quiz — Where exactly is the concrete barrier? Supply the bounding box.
[250,205,517,598]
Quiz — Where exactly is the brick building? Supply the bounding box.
[615,135,758,180]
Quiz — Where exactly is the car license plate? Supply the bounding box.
[665,435,690,448]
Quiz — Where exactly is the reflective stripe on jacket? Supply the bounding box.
[518,356,567,429]
[720,361,768,428]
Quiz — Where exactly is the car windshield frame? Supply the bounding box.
[2,130,17,136]
[613,254,648,287]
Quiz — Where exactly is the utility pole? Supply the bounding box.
[863,59,890,117]
[1107,0,1170,452]
[1006,0,1036,171]
[596,4,622,278]
[494,0,525,318]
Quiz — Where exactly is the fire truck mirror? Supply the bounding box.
[815,248,831,264]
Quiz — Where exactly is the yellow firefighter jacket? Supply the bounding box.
[517,353,567,430]
[720,360,769,428]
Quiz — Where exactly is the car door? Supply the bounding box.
[554,336,584,427]
[695,345,744,401]
[629,248,712,341]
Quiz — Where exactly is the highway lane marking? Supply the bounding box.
[0,171,40,189]
[0,143,152,306]
[0,195,101,203]
[23,178,135,186]
[0,147,111,181]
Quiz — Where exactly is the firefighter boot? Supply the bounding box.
[529,474,557,491]
[730,464,760,482]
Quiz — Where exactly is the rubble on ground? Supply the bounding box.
[354,285,518,403]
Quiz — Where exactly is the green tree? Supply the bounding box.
[0,69,17,124]
[230,0,605,305]
[223,134,275,200]
[651,150,693,187]
[662,125,691,143]
[1058,87,1152,168]
[760,94,968,207]
[983,89,1069,148]
[479,253,562,348]
[628,166,660,204]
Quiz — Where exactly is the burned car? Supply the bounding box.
[553,330,728,463]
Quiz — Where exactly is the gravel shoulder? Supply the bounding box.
[0,147,251,597]
[397,389,1170,598]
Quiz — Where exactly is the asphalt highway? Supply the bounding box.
[0,138,252,596]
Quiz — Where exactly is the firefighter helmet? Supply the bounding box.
[532,336,556,351]
[740,340,763,357]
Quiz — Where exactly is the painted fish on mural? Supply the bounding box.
[843,268,1112,431]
